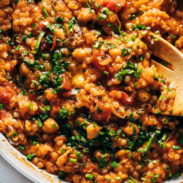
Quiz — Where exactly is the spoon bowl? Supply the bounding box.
[147,33,183,115]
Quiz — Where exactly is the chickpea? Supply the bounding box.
[124,75,132,84]
[29,102,38,115]
[123,125,133,136]
[56,149,72,166]
[19,63,30,75]
[114,164,128,174]
[115,150,126,158]
[61,48,69,56]
[159,102,167,111]
[51,152,59,160]
[43,61,52,71]
[25,120,32,131]
[68,60,78,72]
[42,118,60,133]
[72,74,85,88]
[38,162,44,169]
[45,88,58,101]
[86,123,101,139]
[138,89,151,103]
[108,48,121,59]
[132,171,139,178]
[72,48,91,62]
[148,162,154,169]
[77,8,94,23]
[54,28,65,40]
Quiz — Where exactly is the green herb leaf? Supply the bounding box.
[143,133,155,156]
[35,31,45,53]
[129,176,139,183]
[13,132,18,137]
[15,46,20,51]
[52,123,57,129]
[26,153,36,161]
[19,145,25,150]
[172,145,180,150]
[69,158,77,163]
[42,6,48,18]
[85,174,94,180]
[110,161,119,168]
[37,121,42,127]
[0,104,3,110]
[99,13,107,19]
[97,107,103,114]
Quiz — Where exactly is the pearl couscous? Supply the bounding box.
[0,0,183,182]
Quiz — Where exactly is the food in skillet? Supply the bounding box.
[0,0,183,182]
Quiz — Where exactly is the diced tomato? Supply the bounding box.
[103,0,126,13]
[82,161,98,173]
[50,99,61,118]
[10,61,17,74]
[120,91,130,103]
[92,49,114,73]
[51,36,57,50]
[59,135,67,142]
[122,92,134,105]
[93,100,112,122]
[92,49,105,67]
[93,0,103,11]
[61,91,72,98]
[0,110,8,133]
[28,90,37,100]
[0,109,8,121]
[109,90,134,106]
[148,120,159,126]
[106,72,120,86]
[40,24,46,29]
[94,0,126,13]
[61,73,72,91]
[39,25,57,51]
[148,115,159,126]
[40,40,50,52]
[66,162,74,166]
[96,181,103,183]
[86,33,96,45]
[0,87,14,107]
[39,21,48,30]
[82,156,87,163]
[57,73,72,97]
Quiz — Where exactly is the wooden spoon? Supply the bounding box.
[146,34,183,116]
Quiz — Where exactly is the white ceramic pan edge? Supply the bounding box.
[0,133,65,183]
